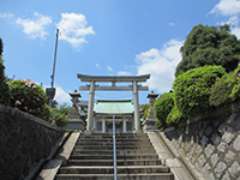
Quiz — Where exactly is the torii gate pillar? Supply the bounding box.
[87,81,95,131]
[133,81,140,132]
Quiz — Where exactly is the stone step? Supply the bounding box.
[77,140,151,145]
[74,145,153,150]
[58,165,170,174]
[81,133,146,137]
[79,136,148,140]
[72,149,156,155]
[78,138,150,142]
[55,173,174,180]
[74,143,153,148]
[67,159,162,166]
[78,138,149,142]
[70,154,159,160]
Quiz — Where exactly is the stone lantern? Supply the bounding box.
[143,91,159,132]
[67,90,86,131]
[69,90,81,108]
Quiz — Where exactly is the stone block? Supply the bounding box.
[217,142,227,153]
[233,135,240,152]
[200,135,209,146]
[204,144,215,158]
[222,132,235,144]
[214,161,227,178]
[211,133,221,145]
[211,154,219,167]
[197,154,207,167]
[222,171,231,180]
[229,161,240,178]
[225,150,236,165]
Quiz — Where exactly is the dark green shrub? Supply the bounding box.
[166,105,183,125]
[0,38,10,105]
[141,104,150,120]
[176,25,240,76]
[174,65,226,118]
[8,80,49,119]
[155,92,174,127]
[210,75,234,107]
[49,105,70,127]
[229,65,240,101]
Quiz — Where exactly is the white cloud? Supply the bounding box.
[136,39,183,93]
[219,16,240,38]
[57,12,95,47]
[96,63,101,69]
[16,12,52,39]
[54,86,71,105]
[107,65,113,72]
[211,0,240,16]
[211,1,240,39]
[232,26,240,38]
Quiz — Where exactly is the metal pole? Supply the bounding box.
[112,115,117,180]
[51,28,59,88]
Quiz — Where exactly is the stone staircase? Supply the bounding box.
[55,133,174,180]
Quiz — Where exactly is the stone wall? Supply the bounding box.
[164,102,240,180]
[0,105,64,180]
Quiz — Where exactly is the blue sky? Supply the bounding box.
[1,0,240,104]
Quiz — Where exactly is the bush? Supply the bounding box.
[141,104,150,120]
[8,80,49,119]
[176,25,240,75]
[166,105,183,125]
[174,65,226,118]
[155,92,174,127]
[229,65,240,101]
[49,105,70,127]
[209,75,234,107]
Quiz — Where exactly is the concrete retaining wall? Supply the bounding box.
[163,102,240,180]
[0,105,64,180]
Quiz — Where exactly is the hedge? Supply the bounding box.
[174,65,226,118]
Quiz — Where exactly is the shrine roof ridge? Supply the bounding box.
[77,73,150,82]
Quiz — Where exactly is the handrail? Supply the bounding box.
[112,115,118,180]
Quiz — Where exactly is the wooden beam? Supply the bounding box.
[79,85,148,91]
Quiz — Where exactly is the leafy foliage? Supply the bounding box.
[176,25,240,76]
[228,65,240,102]
[174,65,226,118]
[8,80,49,119]
[141,104,150,120]
[166,104,183,125]
[49,105,70,127]
[209,75,234,107]
[155,92,174,127]
[209,65,240,107]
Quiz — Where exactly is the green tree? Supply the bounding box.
[166,104,183,125]
[174,65,226,118]
[49,105,70,127]
[176,25,240,75]
[8,80,49,119]
[155,92,174,127]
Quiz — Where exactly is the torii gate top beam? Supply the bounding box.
[77,73,150,83]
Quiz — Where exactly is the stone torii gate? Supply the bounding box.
[77,74,150,132]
